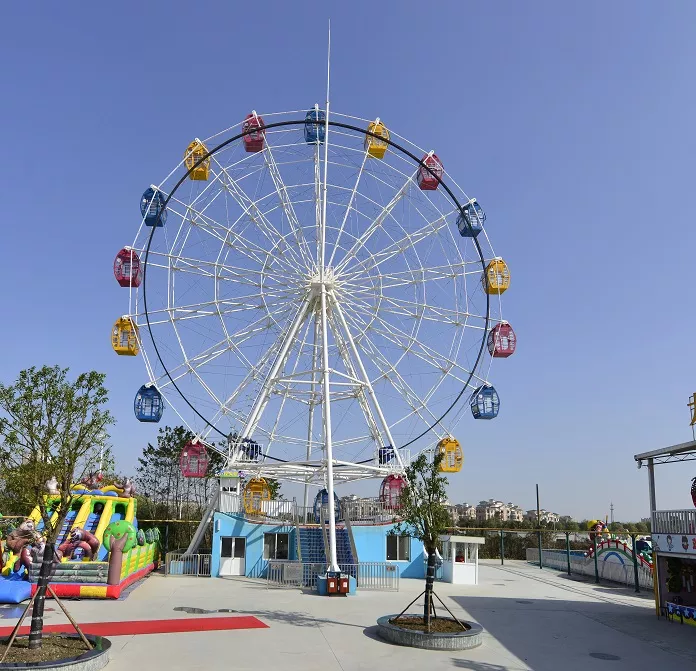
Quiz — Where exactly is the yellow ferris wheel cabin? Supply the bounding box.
[184,139,210,180]
[365,118,390,159]
[438,437,463,473]
[482,258,510,295]
[111,316,139,356]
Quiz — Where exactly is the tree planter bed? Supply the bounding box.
[0,634,110,670]
[376,615,483,650]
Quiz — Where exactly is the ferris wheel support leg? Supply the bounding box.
[303,315,321,515]
[184,489,220,556]
[330,294,403,469]
[235,298,309,448]
[320,285,340,574]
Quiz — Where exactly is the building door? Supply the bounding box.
[220,536,246,576]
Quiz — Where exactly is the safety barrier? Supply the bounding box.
[652,509,696,535]
[266,561,399,591]
[165,552,212,577]
[526,548,653,590]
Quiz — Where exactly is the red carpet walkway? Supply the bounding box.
[0,616,268,637]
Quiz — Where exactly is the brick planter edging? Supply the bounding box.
[376,615,483,650]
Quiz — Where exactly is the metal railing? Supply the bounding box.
[165,552,212,577]
[526,548,653,590]
[266,561,399,591]
[220,492,398,525]
[652,509,696,535]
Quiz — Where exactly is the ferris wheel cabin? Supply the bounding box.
[184,139,211,180]
[304,107,326,144]
[180,441,209,478]
[242,113,265,152]
[111,316,139,356]
[488,322,517,358]
[140,187,167,227]
[379,474,407,510]
[365,119,389,159]
[438,437,463,473]
[417,153,444,191]
[483,258,511,295]
[457,199,485,238]
[133,385,164,423]
[471,385,500,420]
[113,248,142,288]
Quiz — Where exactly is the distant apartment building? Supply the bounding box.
[453,503,477,521]
[525,509,561,524]
[476,499,524,523]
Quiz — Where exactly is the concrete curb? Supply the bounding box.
[0,634,110,670]
[376,615,483,650]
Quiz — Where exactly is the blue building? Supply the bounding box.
[210,486,425,581]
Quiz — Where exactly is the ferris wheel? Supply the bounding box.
[111,107,515,560]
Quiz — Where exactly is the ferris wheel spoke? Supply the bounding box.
[354,330,446,437]
[209,155,310,272]
[344,307,484,389]
[167,196,296,274]
[262,137,316,270]
[333,173,416,276]
[341,261,482,290]
[327,310,383,446]
[326,149,369,268]
[340,209,457,279]
[358,293,485,328]
[141,249,283,288]
[262,316,314,456]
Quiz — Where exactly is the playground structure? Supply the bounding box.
[112,100,514,585]
[0,478,159,603]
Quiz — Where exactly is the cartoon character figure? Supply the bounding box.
[117,477,135,498]
[666,534,674,551]
[45,476,59,495]
[58,527,100,560]
[80,471,104,490]
[683,536,689,551]
[5,519,39,574]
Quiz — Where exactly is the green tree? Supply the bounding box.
[0,366,113,649]
[391,451,451,630]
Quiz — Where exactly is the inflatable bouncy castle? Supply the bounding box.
[0,476,159,603]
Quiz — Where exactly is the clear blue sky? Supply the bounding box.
[1,1,694,520]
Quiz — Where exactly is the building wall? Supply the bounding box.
[211,513,425,579]
[351,523,425,578]
[211,513,297,578]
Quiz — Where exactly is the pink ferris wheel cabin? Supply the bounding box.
[487,322,517,358]
[417,153,444,191]
[242,113,265,153]
[180,441,209,478]
[113,248,142,288]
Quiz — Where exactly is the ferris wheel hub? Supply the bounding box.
[309,267,337,296]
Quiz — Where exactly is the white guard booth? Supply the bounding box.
[439,535,485,585]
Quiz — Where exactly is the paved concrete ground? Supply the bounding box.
[2,561,694,670]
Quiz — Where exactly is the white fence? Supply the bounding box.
[220,492,396,525]
[165,552,212,577]
[652,509,696,535]
[267,560,399,591]
[526,548,653,589]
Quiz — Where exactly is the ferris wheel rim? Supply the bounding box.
[139,116,493,453]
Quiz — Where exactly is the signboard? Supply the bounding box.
[652,533,696,555]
